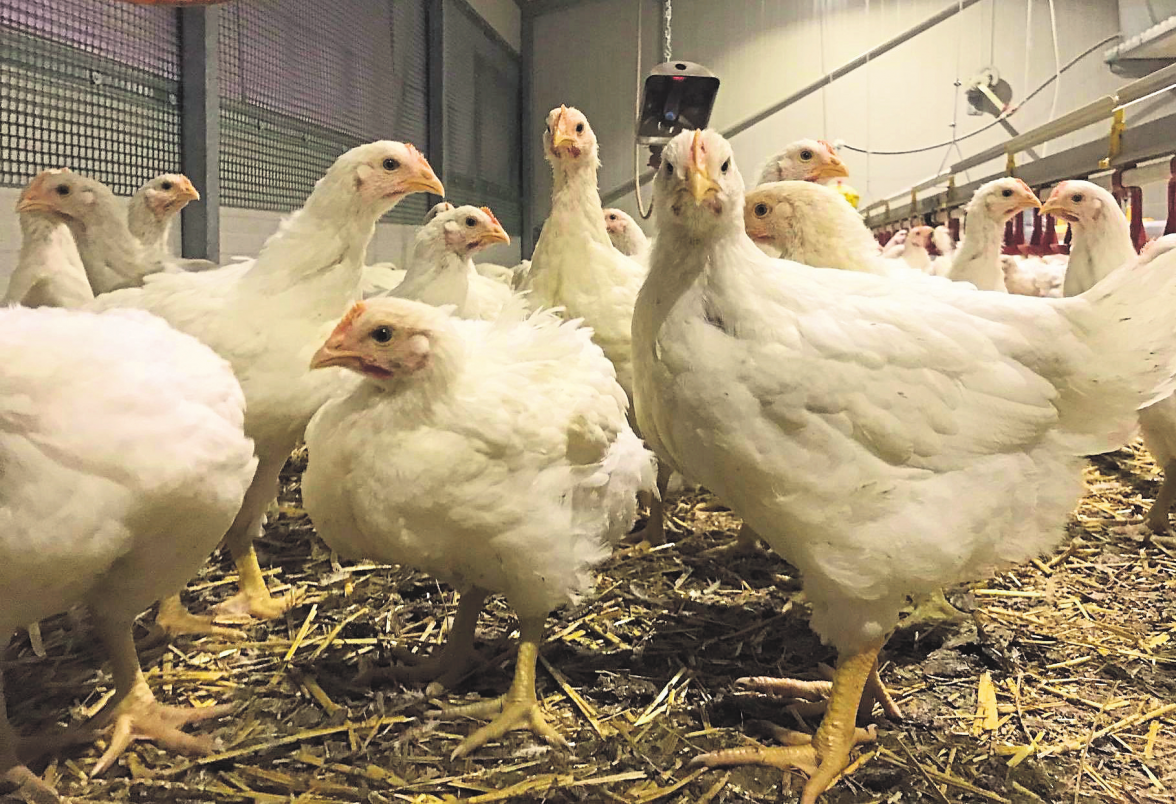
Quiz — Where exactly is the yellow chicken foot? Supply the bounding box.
[86,613,233,776]
[694,637,886,804]
[901,588,968,630]
[738,657,902,722]
[359,588,487,697]
[154,593,245,639]
[433,617,567,760]
[215,545,300,620]
[1144,461,1176,542]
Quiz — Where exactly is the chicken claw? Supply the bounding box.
[153,594,246,639]
[214,546,300,620]
[88,675,233,777]
[697,638,886,804]
[431,617,567,759]
[737,659,902,722]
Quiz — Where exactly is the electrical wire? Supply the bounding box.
[1042,0,1062,156]
[838,33,1118,156]
[934,0,966,177]
[632,0,654,219]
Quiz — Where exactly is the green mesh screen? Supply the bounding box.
[218,0,430,224]
[0,0,181,195]
[443,0,522,235]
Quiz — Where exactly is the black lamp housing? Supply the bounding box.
[636,61,720,147]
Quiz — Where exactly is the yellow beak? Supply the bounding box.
[687,130,719,203]
[179,176,201,202]
[404,165,445,196]
[813,158,849,180]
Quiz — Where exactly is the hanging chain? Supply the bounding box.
[661,0,672,62]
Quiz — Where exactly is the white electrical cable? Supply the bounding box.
[935,0,966,177]
[864,0,871,200]
[1022,0,1032,106]
[1043,0,1062,156]
[633,0,653,219]
[818,0,828,140]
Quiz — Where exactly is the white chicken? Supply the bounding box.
[387,204,513,320]
[4,171,93,309]
[1,305,255,799]
[633,129,1176,803]
[929,224,956,276]
[604,208,650,259]
[742,181,920,278]
[521,106,667,541]
[756,139,849,186]
[947,178,1041,291]
[17,171,164,295]
[303,298,654,758]
[127,174,202,268]
[1042,182,1176,538]
[86,141,443,633]
[897,225,933,272]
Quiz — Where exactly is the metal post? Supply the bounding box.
[427,0,446,207]
[520,9,535,257]
[179,6,219,263]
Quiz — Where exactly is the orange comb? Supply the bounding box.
[479,206,502,227]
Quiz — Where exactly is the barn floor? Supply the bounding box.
[4,444,1175,804]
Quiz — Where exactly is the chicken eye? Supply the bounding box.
[753,203,769,217]
[664,160,673,175]
[382,158,400,171]
[1001,188,1013,198]
[55,184,70,196]
[721,159,730,173]
[800,149,813,160]
[371,326,394,344]
[608,214,617,220]
[160,180,173,190]
[1071,193,1083,203]
[575,123,584,134]
[465,216,476,227]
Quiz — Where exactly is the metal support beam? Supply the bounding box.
[601,0,983,206]
[179,6,219,263]
[520,9,535,256]
[426,0,446,208]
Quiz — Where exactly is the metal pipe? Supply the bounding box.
[864,62,1176,217]
[179,6,220,264]
[600,0,984,205]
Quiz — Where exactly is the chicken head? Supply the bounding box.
[15,168,105,223]
[311,299,444,381]
[744,181,852,252]
[757,139,848,186]
[658,129,744,237]
[906,225,933,250]
[343,141,444,208]
[543,105,596,162]
[1040,180,1115,225]
[973,177,1041,221]
[435,205,510,256]
[137,173,200,219]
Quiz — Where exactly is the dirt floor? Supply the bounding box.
[4,442,1175,804]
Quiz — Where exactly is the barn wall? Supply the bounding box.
[528,0,1176,239]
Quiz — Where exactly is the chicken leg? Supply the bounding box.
[154,593,243,639]
[1144,460,1176,543]
[434,616,567,760]
[86,607,234,776]
[628,461,673,546]
[693,637,885,804]
[359,587,487,697]
[215,456,299,620]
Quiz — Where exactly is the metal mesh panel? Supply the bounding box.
[218,0,429,224]
[444,0,521,234]
[0,0,181,195]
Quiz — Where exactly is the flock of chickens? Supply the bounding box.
[4,102,1176,804]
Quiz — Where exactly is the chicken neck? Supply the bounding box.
[393,236,472,311]
[535,158,614,272]
[66,206,159,294]
[949,209,1007,291]
[1063,214,1135,297]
